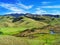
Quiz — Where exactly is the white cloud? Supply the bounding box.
[50,10,60,15]
[18,3,33,10]
[1,2,60,15]
[5,11,26,14]
[33,7,60,15]
[41,2,51,4]
[34,8,47,14]
[42,5,60,8]
[0,2,33,14]
[16,0,33,9]
[0,2,29,14]
[0,3,23,12]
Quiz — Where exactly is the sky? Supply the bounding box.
[0,0,60,15]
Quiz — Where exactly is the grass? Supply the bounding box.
[0,27,27,35]
[0,34,60,45]
[0,17,48,35]
[0,16,60,45]
[49,18,60,26]
[19,17,48,28]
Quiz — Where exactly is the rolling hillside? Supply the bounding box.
[0,15,48,35]
[0,14,60,35]
[0,14,60,45]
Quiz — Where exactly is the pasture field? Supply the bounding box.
[0,34,60,45]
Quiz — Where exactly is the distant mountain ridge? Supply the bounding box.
[3,13,60,18]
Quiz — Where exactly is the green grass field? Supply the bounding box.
[0,34,60,45]
[0,27,27,35]
[0,16,60,45]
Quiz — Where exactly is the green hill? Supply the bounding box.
[0,15,60,35]
[0,15,60,45]
[0,16,48,35]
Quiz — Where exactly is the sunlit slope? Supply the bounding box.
[0,16,15,27]
[18,17,48,29]
[0,34,60,45]
[0,16,48,35]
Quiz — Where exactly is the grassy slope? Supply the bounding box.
[0,16,60,35]
[49,18,60,26]
[0,16,60,45]
[0,34,60,45]
[0,17,48,35]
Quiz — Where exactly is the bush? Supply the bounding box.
[0,31,3,34]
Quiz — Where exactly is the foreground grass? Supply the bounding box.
[0,34,60,45]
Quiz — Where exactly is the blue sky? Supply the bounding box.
[0,0,60,15]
